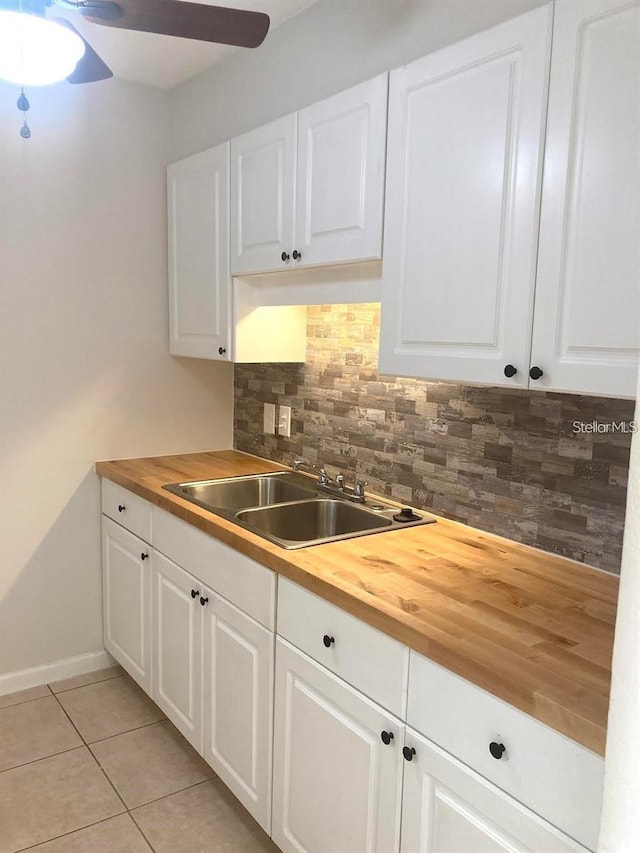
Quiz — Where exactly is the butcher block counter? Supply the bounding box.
[96,449,619,755]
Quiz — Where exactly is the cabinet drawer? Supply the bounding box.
[152,506,275,629]
[407,652,604,850]
[277,578,408,718]
[102,480,152,543]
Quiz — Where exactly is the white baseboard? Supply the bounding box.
[0,649,116,696]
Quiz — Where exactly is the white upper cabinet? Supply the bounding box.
[230,75,388,275]
[167,143,231,361]
[530,0,640,397]
[379,5,552,387]
[230,113,297,275]
[294,74,387,268]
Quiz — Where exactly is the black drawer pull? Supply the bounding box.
[117,505,126,512]
[489,741,506,759]
[200,596,209,606]
[323,634,335,648]
[380,731,394,745]
[191,589,199,599]
[403,746,416,761]
[140,552,149,561]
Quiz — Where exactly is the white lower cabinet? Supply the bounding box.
[401,727,588,853]
[102,516,152,693]
[149,546,274,833]
[102,489,602,853]
[272,638,404,853]
[151,551,203,752]
[202,593,274,831]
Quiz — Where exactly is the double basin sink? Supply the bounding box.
[163,471,434,549]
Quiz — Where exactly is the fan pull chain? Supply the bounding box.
[15,0,32,138]
[17,87,31,139]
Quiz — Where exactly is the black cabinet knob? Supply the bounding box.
[322,634,335,648]
[292,249,302,260]
[218,346,226,356]
[503,364,517,378]
[380,731,394,745]
[191,589,199,599]
[529,366,544,380]
[140,552,149,561]
[489,741,506,759]
[200,596,209,606]
[281,251,290,262]
[402,746,416,761]
[117,505,126,512]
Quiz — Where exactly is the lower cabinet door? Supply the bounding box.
[151,551,203,751]
[272,638,403,853]
[102,517,151,692]
[201,590,274,833]
[401,727,589,853]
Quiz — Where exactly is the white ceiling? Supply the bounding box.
[53,0,319,89]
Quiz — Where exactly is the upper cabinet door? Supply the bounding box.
[167,143,231,360]
[379,6,552,386]
[230,113,297,275]
[530,0,640,398]
[294,74,388,268]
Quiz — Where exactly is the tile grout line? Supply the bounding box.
[129,776,216,814]
[49,671,124,696]
[15,814,143,853]
[0,743,85,776]
[0,685,54,711]
[127,811,159,853]
[50,687,131,824]
[84,716,167,746]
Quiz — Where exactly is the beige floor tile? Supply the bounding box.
[22,814,152,852]
[49,665,124,694]
[0,684,50,710]
[91,720,212,809]
[0,747,124,853]
[0,696,82,772]
[132,779,279,853]
[56,675,164,742]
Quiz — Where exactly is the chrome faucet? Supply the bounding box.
[292,458,330,484]
[292,459,368,503]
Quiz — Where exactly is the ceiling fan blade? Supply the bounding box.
[77,0,270,47]
[52,18,114,82]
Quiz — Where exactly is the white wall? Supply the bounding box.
[598,373,640,852]
[167,0,549,161]
[0,79,232,679]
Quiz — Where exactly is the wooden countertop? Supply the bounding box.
[96,449,619,755]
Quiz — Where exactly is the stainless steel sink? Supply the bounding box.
[162,470,435,549]
[236,499,392,547]
[163,471,317,512]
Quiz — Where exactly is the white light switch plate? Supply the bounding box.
[263,403,276,434]
[278,405,292,437]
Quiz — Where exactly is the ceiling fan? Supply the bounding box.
[0,0,270,85]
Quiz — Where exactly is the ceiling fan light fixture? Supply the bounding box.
[0,11,86,85]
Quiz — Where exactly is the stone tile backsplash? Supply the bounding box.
[234,304,634,574]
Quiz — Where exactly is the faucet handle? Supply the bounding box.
[354,480,368,499]
[318,467,330,485]
[335,474,345,491]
